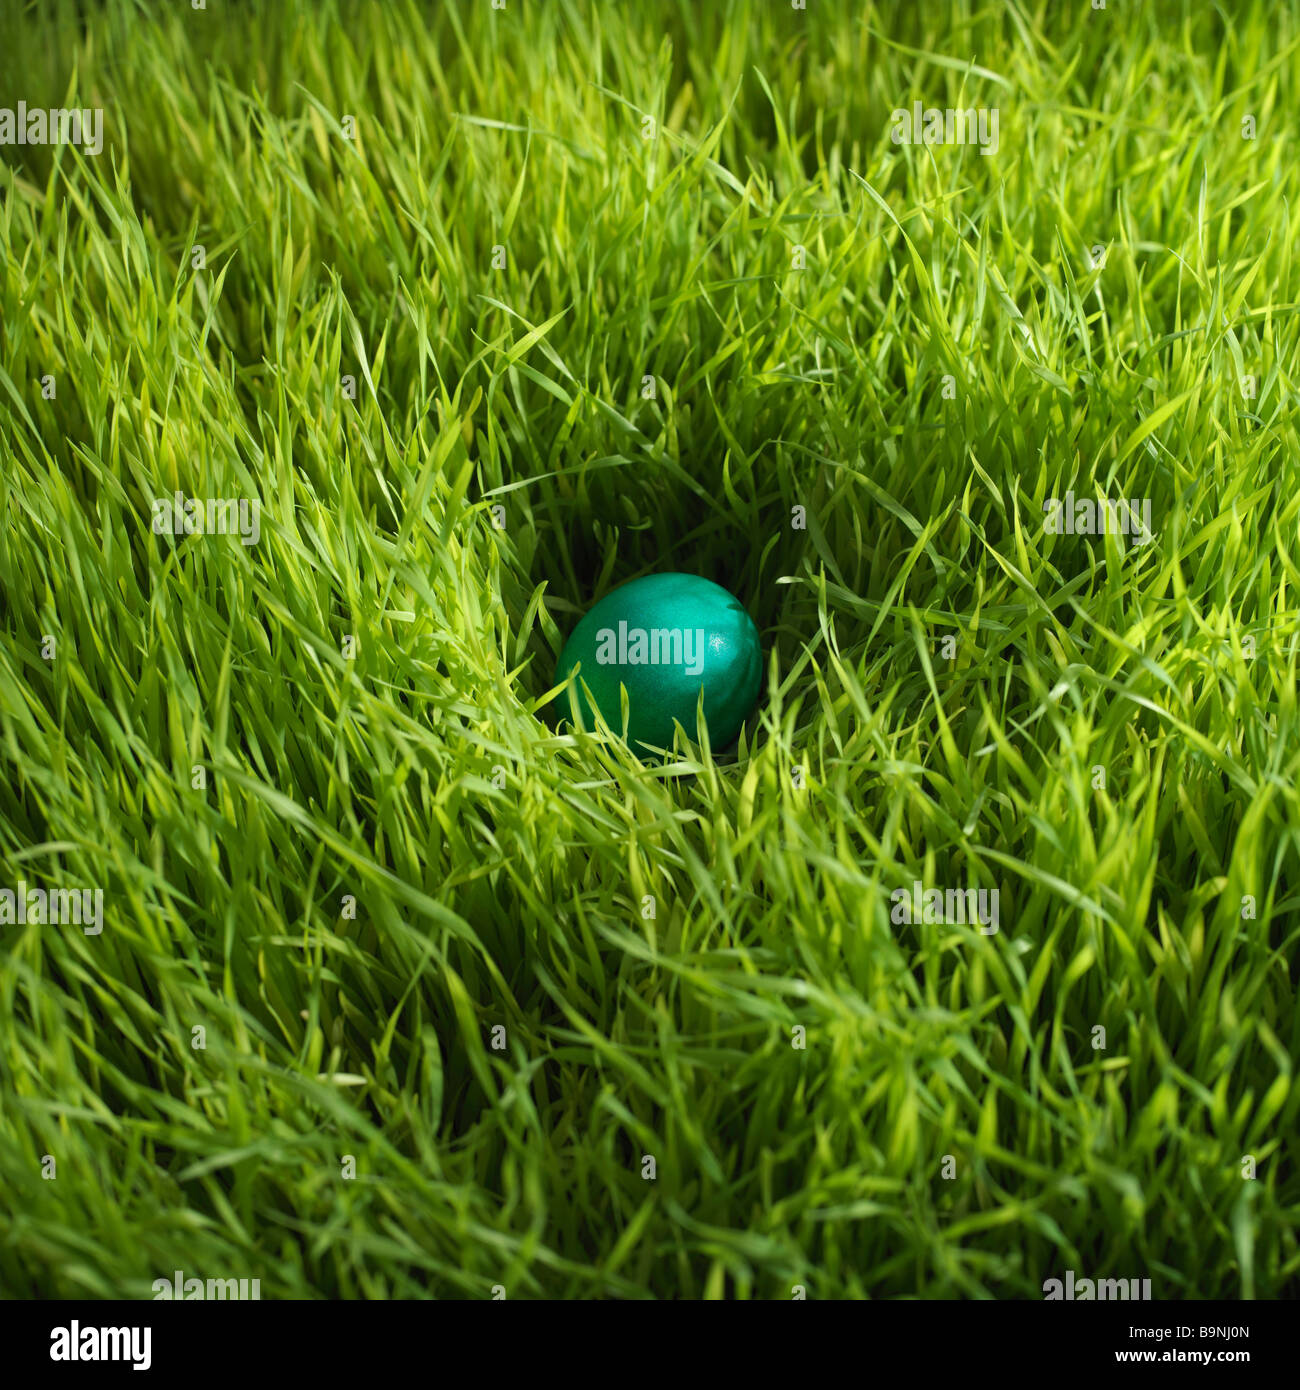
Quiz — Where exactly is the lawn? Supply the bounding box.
[1,0,1298,1299]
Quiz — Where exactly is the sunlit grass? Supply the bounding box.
[1,0,1298,1299]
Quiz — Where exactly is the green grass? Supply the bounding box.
[2,0,1299,1300]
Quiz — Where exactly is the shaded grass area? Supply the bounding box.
[0,0,1298,1297]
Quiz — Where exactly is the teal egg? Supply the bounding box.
[557,572,762,752]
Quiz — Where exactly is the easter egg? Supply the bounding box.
[557,572,762,752]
